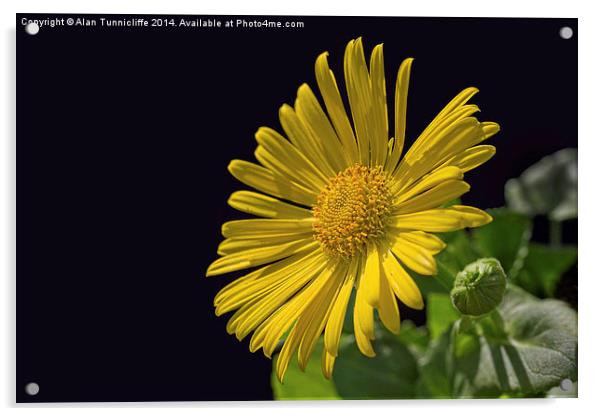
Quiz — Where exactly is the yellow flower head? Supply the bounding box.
[206,37,499,382]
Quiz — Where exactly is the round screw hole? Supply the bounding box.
[25,22,40,36]
[559,26,573,40]
[25,382,40,396]
[559,378,573,392]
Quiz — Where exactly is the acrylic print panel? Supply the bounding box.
[17,14,577,402]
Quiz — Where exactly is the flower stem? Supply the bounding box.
[549,219,562,247]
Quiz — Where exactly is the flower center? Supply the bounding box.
[313,164,392,258]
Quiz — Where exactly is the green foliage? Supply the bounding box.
[417,286,577,398]
[413,272,450,296]
[273,326,424,400]
[469,209,576,298]
[272,340,340,400]
[271,210,577,400]
[515,243,577,298]
[333,330,419,399]
[397,320,429,358]
[505,148,577,221]
[472,208,532,279]
[427,293,459,339]
[435,230,479,289]
[271,149,578,400]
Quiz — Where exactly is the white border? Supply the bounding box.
[2,1,600,415]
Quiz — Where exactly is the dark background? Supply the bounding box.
[17,14,577,402]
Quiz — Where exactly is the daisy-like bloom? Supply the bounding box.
[206,37,499,382]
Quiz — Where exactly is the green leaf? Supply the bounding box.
[472,208,532,279]
[412,272,449,296]
[505,148,577,221]
[332,330,419,399]
[515,243,577,298]
[438,230,480,273]
[418,286,577,398]
[398,320,429,349]
[272,340,340,400]
[434,230,480,290]
[426,292,460,339]
[415,328,454,398]
[396,320,429,360]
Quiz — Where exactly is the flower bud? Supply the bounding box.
[451,258,507,316]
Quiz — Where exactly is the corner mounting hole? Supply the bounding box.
[25,22,40,35]
[559,26,573,39]
[25,382,40,396]
[559,378,573,392]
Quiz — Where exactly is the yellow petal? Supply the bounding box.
[295,84,347,173]
[353,295,375,357]
[356,298,374,340]
[255,127,328,188]
[382,251,424,309]
[227,190,312,219]
[390,206,492,234]
[395,231,446,253]
[354,253,375,340]
[275,262,338,382]
[440,144,496,173]
[258,260,333,357]
[419,104,481,157]
[360,241,381,307]
[390,234,438,276]
[279,104,337,178]
[214,267,262,305]
[218,233,314,256]
[395,166,464,201]
[344,38,371,165]
[390,210,463,233]
[482,121,500,139]
[314,51,358,164]
[297,262,346,371]
[435,118,486,160]
[396,88,479,174]
[221,218,314,238]
[392,180,470,215]
[228,160,317,207]
[255,146,322,194]
[423,117,483,173]
[392,117,481,190]
[225,300,257,335]
[214,250,322,315]
[230,276,310,341]
[376,247,400,334]
[275,319,306,383]
[232,258,324,341]
[369,43,388,166]
[391,57,413,170]
[430,87,479,126]
[205,239,317,276]
[214,250,312,305]
[322,347,337,379]
[248,318,270,353]
[324,257,358,356]
[450,205,493,227]
[248,256,328,354]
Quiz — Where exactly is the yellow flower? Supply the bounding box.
[206,37,499,382]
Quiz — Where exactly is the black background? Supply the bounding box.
[17,14,577,402]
